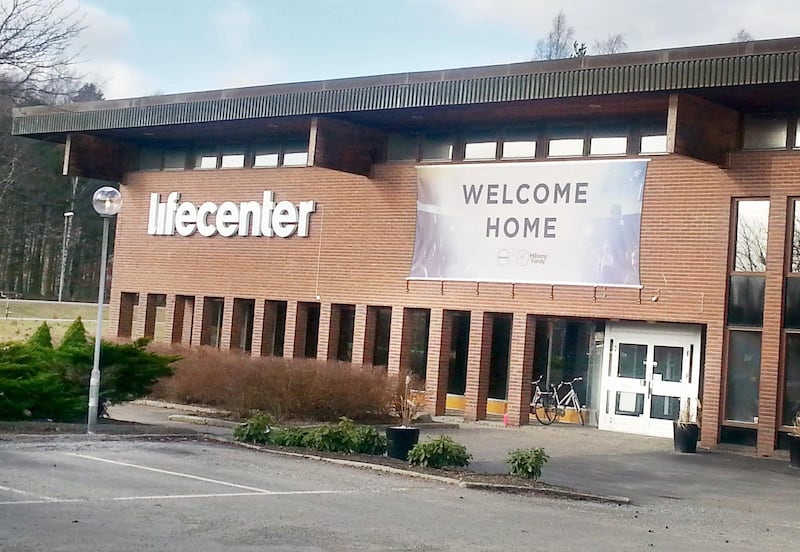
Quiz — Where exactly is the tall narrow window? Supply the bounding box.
[784,200,800,427]
[725,199,769,427]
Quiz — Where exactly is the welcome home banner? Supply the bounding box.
[409,159,648,287]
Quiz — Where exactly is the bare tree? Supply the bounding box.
[0,0,84,101]
[594,34,628,55]
[731,29,753,43]
[534,10,575,60]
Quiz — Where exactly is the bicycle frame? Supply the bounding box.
[532,376,584,425]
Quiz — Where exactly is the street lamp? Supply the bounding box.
[87,186,122,433]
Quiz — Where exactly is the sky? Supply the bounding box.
[71,0,800,100]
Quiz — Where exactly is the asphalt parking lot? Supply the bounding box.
[2,429,800,551]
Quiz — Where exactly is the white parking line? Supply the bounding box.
[0,490,351,506]
[0,484,58,502]
[67,453,273,493]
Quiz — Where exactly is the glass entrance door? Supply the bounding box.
[599,323,701,438]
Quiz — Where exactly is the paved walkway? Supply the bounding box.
[108,403,800,506]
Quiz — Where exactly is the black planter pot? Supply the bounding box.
[673,422,700,453]
[789,436,800,469]
[386,426,420,460]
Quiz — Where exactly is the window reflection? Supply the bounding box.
[792,200,800,272]
[734,200,769,272]
[725,330,761,423]
[783,334,800,426]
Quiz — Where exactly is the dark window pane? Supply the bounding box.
[407,309,429,380]
[163,149,186,170]
[387,134,418,161]
[650,395,680,420]
[785,278,800,329]
[742,114,787,150]
[372,307,392,368]
[447,312,469,395]
[139,148,161,170]
[488,315,511,400]
[727,276,765,326]
[725,331,761,423]
[733,200,769,272]
[618,343,647,379]
[421,133,453,161]
[783,333,800,426]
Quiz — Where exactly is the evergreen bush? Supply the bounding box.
[0,320,179,422]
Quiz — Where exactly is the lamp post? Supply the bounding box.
[87,186,122,434]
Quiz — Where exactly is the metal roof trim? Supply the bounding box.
[12,47,800,137]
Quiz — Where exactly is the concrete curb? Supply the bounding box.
[214,436,632,505]
[458,481,631,505]
[167,414,240,428]
[132,399,231,416]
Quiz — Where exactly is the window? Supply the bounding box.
[195,148,218,170]
[725,330,761,422]
[139,148,161,171]
[283,151,308,166]
[733,200,769,272]
[501,140,536,159]
[742,114,788,150]
[163,149,186,170]
[785,200,800,427]
[783,334,800,426]
[725,199,769,426]
[254,153,279,168]
[386,134,418,161]
[421,133,454,161]
[548,138,584,157]
[253,144,280,168]
[590,136,627,156]
[464,141,497,160]
[283,141,308,167]
[220,146,246,169]
[640,135,668,154]
[795,117,800,150]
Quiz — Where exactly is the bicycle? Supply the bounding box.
[531,376,584,425]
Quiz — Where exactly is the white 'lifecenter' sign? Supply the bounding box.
[148,191,316,238]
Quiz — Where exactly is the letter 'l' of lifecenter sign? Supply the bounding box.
[147,191,316,238]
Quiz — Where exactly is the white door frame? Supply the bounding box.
[599,322,702,438]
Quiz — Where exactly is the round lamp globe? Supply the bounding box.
[92,186,122,217]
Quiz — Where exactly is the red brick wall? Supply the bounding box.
[110,151,800,452]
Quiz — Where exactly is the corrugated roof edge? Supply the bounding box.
[11,36,800,136]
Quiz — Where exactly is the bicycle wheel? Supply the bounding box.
[533,394,557,425]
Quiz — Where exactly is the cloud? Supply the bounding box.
[211,0,253,52]
[432,0,800,53]
[69,1,154,99]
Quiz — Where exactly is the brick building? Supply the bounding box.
[13,37,800,455]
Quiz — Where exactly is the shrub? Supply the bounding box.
[0,318,179,423]
[234,414,386,455]
[233,412,275,444]
[148,344,393,422]
[0,343,85,421]
[507,447,549,480]
[268,427,312,447]
[27,322,53,349]
[352,425,387,455]
[408,435,471,469]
